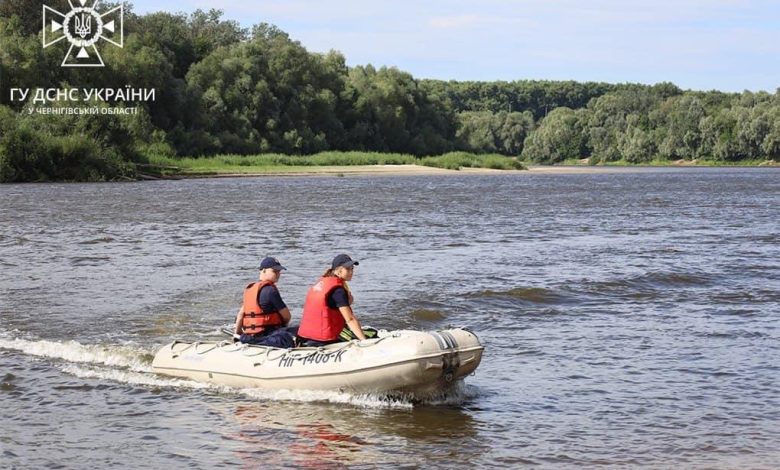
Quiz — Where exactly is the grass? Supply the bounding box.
[420,152,525,170]
[143,151,526,176]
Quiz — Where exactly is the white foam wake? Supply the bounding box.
[0,335,152,372]
[238,387,415,409]
[62,364,211,389]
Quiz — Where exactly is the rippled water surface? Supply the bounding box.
[1,168,778,468]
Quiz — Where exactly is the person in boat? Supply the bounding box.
[297,254,377,346]
[233,256,294,347]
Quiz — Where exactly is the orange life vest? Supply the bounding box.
[241,280,283,335]
[298,276,347,342]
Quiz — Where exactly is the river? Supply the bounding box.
[1,167,778,468]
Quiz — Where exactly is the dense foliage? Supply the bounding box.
[1,3,777,181]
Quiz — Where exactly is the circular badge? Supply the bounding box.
[63,8,104,47]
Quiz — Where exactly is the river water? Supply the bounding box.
[1,168,778,468]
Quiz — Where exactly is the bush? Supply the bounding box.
[0,124,134,182]
[420,152,525,170]
[51,134,134,181]
[0,125,53,182]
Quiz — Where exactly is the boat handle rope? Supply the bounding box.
[353,336,388,348]
[239,345,270,357]
[170,340,182,357]
[280,336,388,357]
[170,340,200,358]
[171,334,391,361]
[218,342,245,353]
[282,343,348,361]
[287,347,329,361]
[266,348,291,361]
[172,342,220,355]
[298,337,382,355]
[251,350,268,367]
[193,342,219,355]
[253,348,291,366]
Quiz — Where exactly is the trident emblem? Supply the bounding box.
[74,13,91,39]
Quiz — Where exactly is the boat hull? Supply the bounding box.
[152,328,483,396]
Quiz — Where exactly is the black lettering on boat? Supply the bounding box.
[276,350,346,367]
[277,354,289,367]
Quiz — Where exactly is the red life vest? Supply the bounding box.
[298,276,347,342]
[241,280,283,335]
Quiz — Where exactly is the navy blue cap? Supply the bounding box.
[332,254,359,269]
[260,257,286,271]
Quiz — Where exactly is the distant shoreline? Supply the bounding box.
[136,151,778,181]
[160,162,778,180]
[174,164,514,178]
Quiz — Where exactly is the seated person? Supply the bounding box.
[297,254,376,346]
[233,256,295,348]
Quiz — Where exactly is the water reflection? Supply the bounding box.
[220,400,484,468]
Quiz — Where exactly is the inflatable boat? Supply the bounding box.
[152,328,483,397]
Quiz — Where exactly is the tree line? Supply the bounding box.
[1,2,778,181]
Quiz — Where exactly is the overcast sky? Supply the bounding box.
[129,0,779,92]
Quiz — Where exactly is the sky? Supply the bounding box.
[129,0,780,92]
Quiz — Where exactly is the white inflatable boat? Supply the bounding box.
[152,328,483,397]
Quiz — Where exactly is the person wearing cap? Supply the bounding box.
[297,254,368,345]
[233,256,292,345]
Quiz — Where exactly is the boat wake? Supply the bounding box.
[0,332,153,372]
[0,331,476,408]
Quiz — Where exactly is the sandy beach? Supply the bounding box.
[181,164,681,178]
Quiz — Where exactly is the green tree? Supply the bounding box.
[651,95,705,160]
[133,9,245,79]
[585,89,659,162]
[699,109,740,161]
[759,102,780,159]
[456,112,498,153]
[618,124,655,163]
[0,0,71,36]
[521,107,587,163]
[184,26,348,154]
[496,111,534,155]
[456,111,533,155]
[344,65,454,155]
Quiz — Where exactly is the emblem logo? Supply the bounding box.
[42,0,124,67]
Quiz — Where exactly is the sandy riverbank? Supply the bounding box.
[180,164,502,178]
[179,164,678,178]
